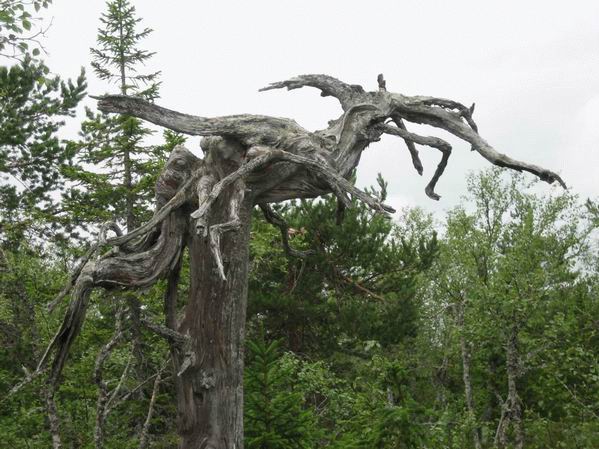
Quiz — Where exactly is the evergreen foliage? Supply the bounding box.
[2,168,598,448]
[0,57,86,244]
[245,336,319,449]
[64,0,164,231]
[248,179,437,356]
[90,0,160,98]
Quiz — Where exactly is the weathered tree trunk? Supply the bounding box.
[176,193,253,449]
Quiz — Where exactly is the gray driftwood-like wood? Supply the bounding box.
[39,74,565,449]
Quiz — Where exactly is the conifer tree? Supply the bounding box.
[65,0,162,231]
[0,0,86,246]
[59,2,172,439]
[245,337,319,449]
[248,178,437,356]
[0,58,86,244]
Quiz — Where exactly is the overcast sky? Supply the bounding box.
[38,0,599,218]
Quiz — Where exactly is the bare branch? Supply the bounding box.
[414,97,479,133]
[140,315,188,346]
[319,244,386,301]
[392,96,566,188]
[259,204,314,258]
[138,362,168,449]
[333,266,387,302]
[45,383,63,449]
[47,222,122,313]
[105,355,133,412]
[38,210,188,384]
[277,150,396,215]
[95,75,565,192]
[1,364,47,403]
[106,173,197,248]
[259,74,365,110]
[37,143,198,390]
[193,148,395,235]
[95,95,306,148]
[94,308,126,449]
[209,217,242,281]
[553,372,599,420]
[381,123,452,200]
[107,370,162,412]
[390,115,423,176]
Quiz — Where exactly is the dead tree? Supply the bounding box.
[38,74,564,449]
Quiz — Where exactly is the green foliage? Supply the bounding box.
[0,0,52,60]
[248,181,437,356]
[329,356,427,449]
[64,0,167,231]
[0,56,86,244]
[91,0,160,98]
[0,244,66,448]
[245,336,319,449]
[419,168,599,447]
[0,8,597,446]
[246,181,442,448]
[2,168,598,447]
[2,6,182,449]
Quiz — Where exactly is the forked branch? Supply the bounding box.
[381,123,452,200]
[392,93,566,189]
[192,148,395,229]
[98,74,565,201]
[259,204,314,258]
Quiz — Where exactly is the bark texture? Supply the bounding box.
[177,195,252,449]
[37,74,565,449]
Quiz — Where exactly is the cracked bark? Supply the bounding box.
[39,74,564,449]
[177,194,252,449]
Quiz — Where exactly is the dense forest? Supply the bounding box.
[1,1,598,448]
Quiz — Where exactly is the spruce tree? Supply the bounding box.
[245,337,319,449]
[64,0,162,231]
[59,2,173,439]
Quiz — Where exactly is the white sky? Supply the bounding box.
[38,0,599,217]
